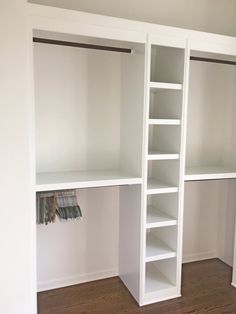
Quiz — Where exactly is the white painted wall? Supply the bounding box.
[28,0,236,36]
[0,1,35,314]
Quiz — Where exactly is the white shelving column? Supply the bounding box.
[141,36,188,305]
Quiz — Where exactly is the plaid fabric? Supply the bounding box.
[36,190,82,225]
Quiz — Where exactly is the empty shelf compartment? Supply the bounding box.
[145,260,176,294]
[149,88,183,120]
[146,206,177,228]
[150,44,184,84]
[148,125,181,157]
[147,160,180,194]
[147,180,178,194]
[146,232,176,262]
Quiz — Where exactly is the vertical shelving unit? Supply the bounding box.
[142,37,187,304]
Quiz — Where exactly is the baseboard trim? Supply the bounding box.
[182,251,217,264]
[37,268,118,292]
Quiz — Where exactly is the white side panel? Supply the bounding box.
[119,185,142,303]
[183,181,221,262]
[218,180,236,266]
[37,187,119,290]
[0,1,35,313]
[233,214,236,286]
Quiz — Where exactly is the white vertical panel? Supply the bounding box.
[0,1,35,313]
[119,185,142,303]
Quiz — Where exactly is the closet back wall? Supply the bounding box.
[34,42,121,173]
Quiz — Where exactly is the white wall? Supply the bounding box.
[0,1,34,314]
[28,0,236,36]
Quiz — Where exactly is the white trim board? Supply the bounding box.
[182,251,217,264]
[37,268,118,292]
[28,3,236,56]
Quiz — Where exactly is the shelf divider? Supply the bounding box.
[146,207,177,228]
[149,82,182,90]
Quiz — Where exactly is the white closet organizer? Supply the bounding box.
[28,4,236,311]
[143,39,186,304]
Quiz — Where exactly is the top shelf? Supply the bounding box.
[185,166,236,181]
[35,170,142,192]
[149,82,182,90]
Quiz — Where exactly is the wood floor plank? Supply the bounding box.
[38,259,236,314]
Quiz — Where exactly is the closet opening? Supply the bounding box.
[183,49,236,293]
[32,28,145,307]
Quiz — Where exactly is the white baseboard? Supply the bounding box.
[182,251,217,264]
[231,282,236,288]
[37,268,118,292]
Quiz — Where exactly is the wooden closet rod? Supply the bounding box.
[190,56,236,66]
[33,37,132,54]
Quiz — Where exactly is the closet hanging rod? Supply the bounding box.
[190,56,236,66]
[33,37,133,54]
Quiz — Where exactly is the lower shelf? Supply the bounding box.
[36,170,142,191]
[185,166,236,181]
[146,233,176,262]
[147,179,178,194]
[145,263,175,293]
[146,206,177,228]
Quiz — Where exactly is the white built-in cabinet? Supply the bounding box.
[28,3,236,311]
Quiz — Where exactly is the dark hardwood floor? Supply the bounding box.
[38,259,236,314]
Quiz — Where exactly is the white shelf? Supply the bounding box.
[185,166,236,181]
[36,170,142,191]
[146,206,177,228]
[149,81,182,90]
[145,263,175,293]
[146,233,176,262]
[148,119,181,125]
[148,151,179,160]
[147,179,178,195]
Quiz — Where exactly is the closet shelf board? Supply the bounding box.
[145,263,175,294]
[147,179,178,195]
[149,82,182,90]
[146,233,176,262]
[146,206,177,228]
[148,152,179,161]
[35,170,142,191]
[185,166,236,181]
[148,119,181,125]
